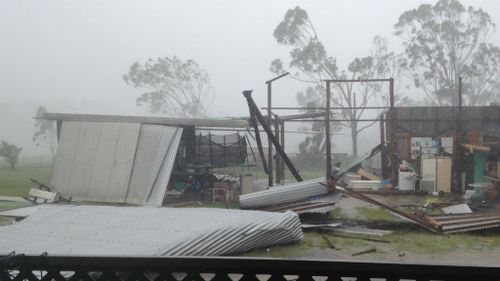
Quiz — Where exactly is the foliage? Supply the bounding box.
[123,56,214,117]
[395,0,500,105]
[0,141,22,170]
[33,106,57,158]
[271,7,399,156]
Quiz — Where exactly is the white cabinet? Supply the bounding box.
[420,157,452,193]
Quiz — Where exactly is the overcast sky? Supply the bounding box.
[1,0,500,156]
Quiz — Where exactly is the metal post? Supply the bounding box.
[280,120,285,183]
[264,72,289,186]
[456,77,463,192]
[389,78,397,183]
[325,81,332,180]
[243,90,302,182]
[267,82,273,187]
[380,115,388,179]
[274,116,281,185]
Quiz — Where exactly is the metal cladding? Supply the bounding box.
[260,194,343,215]
[0,205,303,256]
[239,179,330,209]
[431,212,500,234]
[50,121,183,206]
[40,112,250,129]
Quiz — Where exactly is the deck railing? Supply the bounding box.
[1,255,499,281]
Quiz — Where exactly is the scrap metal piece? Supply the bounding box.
[430,212,500,233]
[442,204,473,214]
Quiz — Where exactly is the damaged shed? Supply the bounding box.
[385,105,500,193]
[40,113,250,206]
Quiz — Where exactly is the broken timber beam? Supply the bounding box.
[243,90,303,182]
[250,110,269,174]
[326,182,440,233]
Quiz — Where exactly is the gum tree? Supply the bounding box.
[395,0,500,105]
[123,56,214,117]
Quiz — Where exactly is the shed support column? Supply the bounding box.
[380,115,388,179]
[389,78,397,184]
[280,120,285,183]
[455,77,463,192]
[267,82,273,187]
[325,81,332,180]
[274,116,281,185]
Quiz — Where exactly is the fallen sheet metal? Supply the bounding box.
[301,223,341,230]
[259,193,342,215]
[0,205,45,218]
[441,203,473,214]
[337,183,500,234]
[0,205,303,256]
[239,178,329,209]
[336,227,393,236]
[430,212,500,233]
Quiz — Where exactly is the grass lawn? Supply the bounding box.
[0,167,52,197]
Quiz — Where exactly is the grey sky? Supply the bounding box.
[1,0,500,155]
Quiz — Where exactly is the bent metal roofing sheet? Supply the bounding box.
[0,205,303,256]
[49,121,183,206]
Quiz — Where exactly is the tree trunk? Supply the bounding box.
[351,122,359,156]
[9,159,16,170]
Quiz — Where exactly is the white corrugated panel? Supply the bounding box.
[146,127,183,206]
[87,122,140,202]
[0,205,303,256]
[49,121,82,195]
[49,121,183,206]
[49,121,141,203]
[239,178,329,209]
[126,125,183,205]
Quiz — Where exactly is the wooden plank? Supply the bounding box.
[357,168,382,181]
[28,188,59,201]
[461,143,490,153]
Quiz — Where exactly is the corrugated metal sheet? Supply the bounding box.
[388,106,500,138]
[50,121,141,203]
[430,212,500,233]
[146,127,183,206]
[50,121,82,196]
[239,179,329,209]
[126,125,173,204]
[50,121,181,206]
[88,122,141,203]
[0,205,303,256]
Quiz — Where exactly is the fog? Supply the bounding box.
[1,0,500,157]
